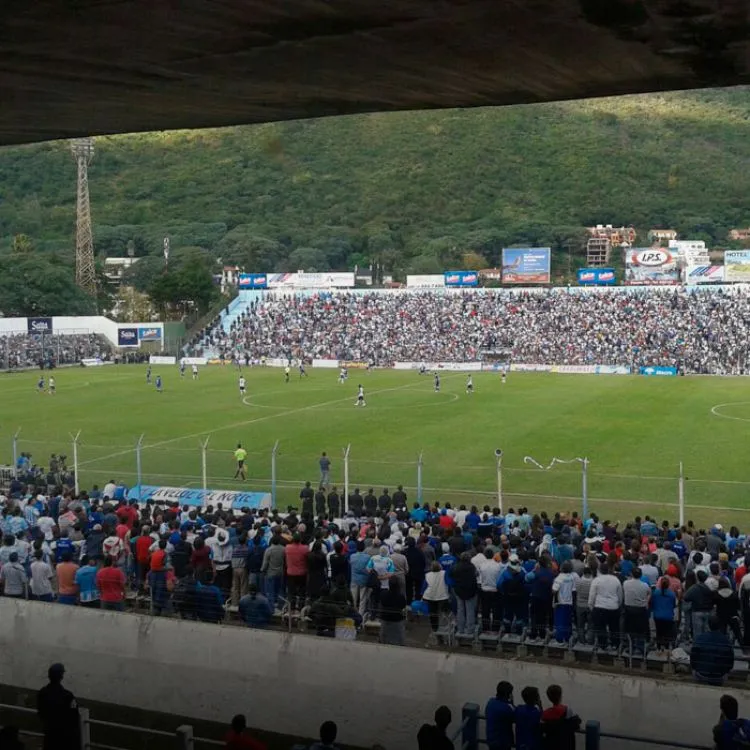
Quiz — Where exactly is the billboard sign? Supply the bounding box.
[127,485,272,510]
[725,250,750,282]
[117,327,139,347]
[138,327,162,341]
[444,271,479,287]
[267,272,355,289]
[639,366,678,376]
[406,274,446,288]
[624,248,680,285]
[685,265,725,285]
[577,268,616,286]
[238,273,268,289]
[502,248,551,284]
[27,317,53,334]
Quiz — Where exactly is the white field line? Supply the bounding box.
[78,376,457,467]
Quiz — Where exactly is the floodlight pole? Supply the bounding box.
[417,451,424,504]
[271,440,279,507]
[70,430,81,496]
[135,434,145,491]
[495,450,504,512]
[582,457,589,520]
[343,443,351,514]
[12,428,21,479]
[200,436,210,493]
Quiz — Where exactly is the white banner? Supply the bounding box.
[313,359,339,369]
[81,358,112,367]
[510,364,553,372]
[406,275,446,288]
[394,361,481,371]
[267,272,355,289]
[150,355,177,365]
[511,363,629,375]
[180,357,207,366]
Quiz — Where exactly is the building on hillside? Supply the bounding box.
[479,268,502,281]
[648,229,678,243]
[586,237,611,267]
[221,266,242,293]
[104,257,139,285]
[728,228,750,241]
[587,225,636,245]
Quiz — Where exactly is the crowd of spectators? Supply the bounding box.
[197,287,750,373]
[0,333,112,370]
[2,472,750,685]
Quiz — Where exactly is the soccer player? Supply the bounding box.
[338,367,346,385]
[239,375,246,397]
[146,366,151,385]
[180,361,186,378]
[233,443,247,480]
[466,375,473,394]
[284,366,290,383]
[37,375,45,393]
[155,375,163,393]
[501,369,507,385]
[355,384,366,407]
[192,364,198,380]
[434,373,440,392]
[299,361,307,378]
[48,376,56,395]
[419,362,427,375]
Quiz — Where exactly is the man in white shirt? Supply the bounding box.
[29,549,55,602]
[103,480,117,500]
[478,549,502,633]
[588,563,623,650]
[470,547,486,575]
[623,568,651,653]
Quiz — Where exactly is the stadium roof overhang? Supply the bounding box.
[2,0,750,146]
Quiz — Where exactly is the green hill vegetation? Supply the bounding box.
[1,86,750,306]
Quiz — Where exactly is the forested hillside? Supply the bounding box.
[2,87,750,280]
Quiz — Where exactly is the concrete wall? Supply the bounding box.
[0,316,161,348]
[0,599,732,749]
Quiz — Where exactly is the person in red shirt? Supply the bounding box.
[150,540,167,572]
[115,522,130,541]
[224,714,266,750]
[135,528,153,591]
[438,511,454,531]
[284,533,309,612]
[116,501,138,529]
[191,536,211,577]
[96,558,126,611]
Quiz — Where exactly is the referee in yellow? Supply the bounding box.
[233,443,248,480]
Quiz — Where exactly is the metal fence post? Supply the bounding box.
[417,450,424,504]
[78,706,91,750]
[496,450,504,512]
[12,427,21,478]
[176,724,194,749]
[71,430,81,496]
[136,434,145,491]
[343,443,351,514]
[271,440,279,507]
[585,719,601,750]
[200,436,210,493]
[582,456,589,520]
[679,461,685,527]
[462,702,479,750]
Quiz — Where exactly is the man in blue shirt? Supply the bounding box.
[465,506,481,532]
[74,557,100,607]
[485,681,515,750]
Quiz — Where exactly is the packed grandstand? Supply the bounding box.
[188,287,750,374]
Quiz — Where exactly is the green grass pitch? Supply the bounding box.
[3,365,750,529]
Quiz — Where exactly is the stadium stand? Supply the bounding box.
[192,287,750,373]
[0,333,112,370]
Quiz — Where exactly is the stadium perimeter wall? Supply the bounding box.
[0,599,726,749]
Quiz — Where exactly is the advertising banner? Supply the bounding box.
[725,251,750,282]
[510,364,553,372]
[444,271,479,288]
[267,272,355,289]
[138,326,162,341]
[624,248,680,285]
[127,485,272,510]
[180,357,207,366]
[482,362,510,372]
[639,366,678,376]
[150,355,177,365]
[406,274,446,288]
[27,317,53,334]
[502,248,551,284]
[238,273,268,289]
[685,265,725,285]
[339,360,369,369]
[117,327,139,347]
[312,359,339,369]
[577,268,616,286]
[81,358,112,367]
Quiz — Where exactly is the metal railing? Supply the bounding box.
[457,703,714,750]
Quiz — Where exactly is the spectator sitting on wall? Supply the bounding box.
[541,684,580,750]
[417,706,454,750]
[691,615,735,685]
[36,663,80,750]
[309,720,340,750]
[224,714,267,750]
[238,583,272,629]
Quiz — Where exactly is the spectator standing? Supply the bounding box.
[452,552,479,635]
[74,557,100,608]
[551,561,578,642]
[423,561,450,632]
[230,533,249,606]
[622,568,651,653]
[224,713,267,750]
[238,583,272,629]
[261,536,285,612]
[285,533,309,612]
[379,577,407,645]
[96,558,126,611]
[485,681,515,750]
[29,549,55,602]
[515,686,542,750]
[541,685,580,750]
[37,663,80,750]
[319,453,331,488]
[417,706,454,750]
[366,546,396,613]
[55,551,79,605]
[684,570,715,637]
[650,577,677,652]
[349,541,372,615]
[528,556,555,641]
[1,552,27,598]
[390,543,409,594]
[588,563,623,650]
[479,548,502,633]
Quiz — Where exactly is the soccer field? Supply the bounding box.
[3,365,750,528]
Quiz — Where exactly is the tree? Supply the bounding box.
[462,251,488,270]
[0,255,96,316]
[122,256,166,293]
[11,233,34,254]
[286,246,329,272]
